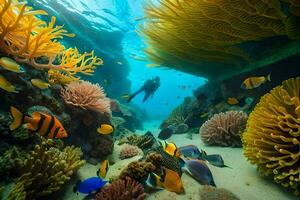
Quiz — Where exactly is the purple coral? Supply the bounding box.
[119,144,139,160]
[200,111,247,147]
[95,176,146,200]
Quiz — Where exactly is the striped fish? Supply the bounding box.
[9,106,68,139]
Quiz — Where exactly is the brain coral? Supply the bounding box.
[119,144,140,160]
[61,81,111,114]
[200,111,248,147]
[242,77,300,195]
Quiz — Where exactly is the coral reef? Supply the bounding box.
[140,0,300,79]
[7,139,85,199]
[95,176,146,200]
[119,144,140,160]
[119,160,156,183]
[61,81,111,114]
[118,132,156,151]
[242,77,300,195]
[48,70,80,85]
[0,0,102,77]
[90,135,114,160]
[199,185,240,200]
[0,146,27,178]
[200,111,248,147]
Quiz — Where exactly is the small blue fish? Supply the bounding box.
[73,177,107,194]
[178,145,202,159]
[201,150,230,168]
[181,158,216,186]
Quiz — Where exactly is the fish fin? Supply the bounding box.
[146,173,156,188]
[96,169,100,177]
[73,180,81,193]
[179,157,186,169]
[23,123,35,131]
[266,74,271,82]
[9,106,24,130]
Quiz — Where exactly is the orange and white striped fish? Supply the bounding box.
[241,74,271,90]
[9,106,68,139]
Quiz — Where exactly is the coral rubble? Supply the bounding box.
[199,185,240,200]
[95,176,146,200]
[242,77,300,195]
[200,111,248,147]
[7,139,85,199]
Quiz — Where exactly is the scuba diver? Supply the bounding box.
[127,76,160,103]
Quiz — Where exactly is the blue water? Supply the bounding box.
[29,0,206,121]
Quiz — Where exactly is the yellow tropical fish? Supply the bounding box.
[241,74,271,89]
[160,141,180,157]
[0,75,18,93]
[31,79,50,89]
[97,159,109,179]
[147,63,161,67]
[146,167,184,194]
[227,97,239,105]
[121,94,130,99]
[200,112,209,119]
[97,124,113,135]
[0,57,25,73]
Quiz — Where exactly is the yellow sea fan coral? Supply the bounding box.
[242,77,300,195]
[48,69,80,85]
[0,0,102,78]
[140,0,300,78]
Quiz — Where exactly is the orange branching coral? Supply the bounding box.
[0,0,102,77]
[200,111,248,147]
[61,81,111,114]
[140,0,300,77]
[242,77,300,195]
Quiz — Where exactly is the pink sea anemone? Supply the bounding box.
[119,144,140,160]
[61,81,111,114]
[200,111,247,147]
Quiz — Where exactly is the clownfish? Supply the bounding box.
[160,140,180,158]
[241,74,271,90]
[0,57,25,73]
[97,124,113,135]
[97,159,109,179]
[9,106,68,139]
[146,167,184,194]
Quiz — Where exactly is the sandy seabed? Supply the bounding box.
[57,131,297,200]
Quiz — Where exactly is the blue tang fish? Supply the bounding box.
[73,177,107,194]
[178,145,202,159]
[181,158,216,186]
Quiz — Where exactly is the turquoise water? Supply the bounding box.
[1,1,300,200]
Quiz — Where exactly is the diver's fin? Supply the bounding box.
[9,106,24,130]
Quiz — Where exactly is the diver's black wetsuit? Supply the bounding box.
[127,77,160,103]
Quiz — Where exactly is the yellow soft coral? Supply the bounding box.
[242,77,300,195]
[140,0,300,78]
[0,0,102,79]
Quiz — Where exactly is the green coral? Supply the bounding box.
[0,147,27,178]
[7,139,85,200]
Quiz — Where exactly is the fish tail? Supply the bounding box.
[266,74,271,82]
[9,106,24,130]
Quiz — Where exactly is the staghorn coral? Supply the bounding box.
[119,160,156,183]
[200,185,240,200]
[95,176,146,200]
[140,0,300,79]
[119,144,140,160]
[7,139,85,200]
[61,80,111,114]
[0,0,102,78]
[242,77,300,195]
[200,111,248,147]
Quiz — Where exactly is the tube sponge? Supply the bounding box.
[242,77,300,195]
